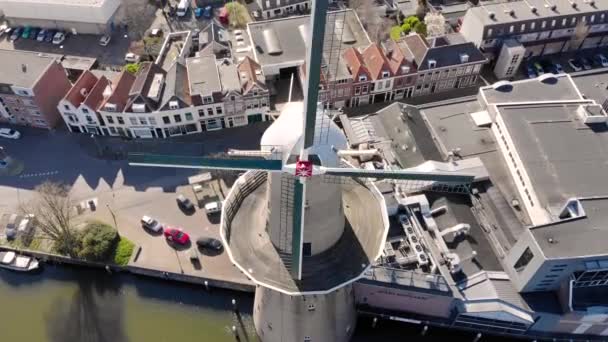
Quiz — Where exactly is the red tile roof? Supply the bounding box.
[343,47,369,81]
[361,43,391,80]
[64,70,98,107]
[238,56,265,94]
[82,76,110,111]
[100,71,136,112]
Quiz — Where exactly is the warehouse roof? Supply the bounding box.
[0,50,58,88]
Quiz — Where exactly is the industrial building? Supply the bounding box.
[0,0,121,34]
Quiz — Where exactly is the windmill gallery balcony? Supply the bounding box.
[220,170,389,295]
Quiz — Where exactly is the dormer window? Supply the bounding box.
[203,96,213,104]
[401,65,410,74]
[169,100,179,110]
[459,53,469,63]
[428,59,437,69]
[382,71,390,78]
[358,75,367,82]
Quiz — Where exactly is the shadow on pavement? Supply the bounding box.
[0,122,270,193]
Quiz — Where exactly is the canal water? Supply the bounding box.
[0,264,523,342]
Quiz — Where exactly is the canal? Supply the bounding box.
[0,265,523,342]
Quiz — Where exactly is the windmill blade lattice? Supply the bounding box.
[128,153,283,171]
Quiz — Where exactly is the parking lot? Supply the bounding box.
[518,47,608,79]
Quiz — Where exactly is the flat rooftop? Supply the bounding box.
[498,103,608,207]
[480,75,583,104]
[465,0,608,26]
[531,198,608,259]
[186,55,221,96]
[0,50,57,88]
[248,9,370,69]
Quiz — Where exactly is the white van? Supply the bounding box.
[204,201,222,215]
[176,0,189,17]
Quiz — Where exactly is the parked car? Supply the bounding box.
[44,29,56,43]
[568,58,583,72]
[176,194,195,211]
[2,27,13,39]
[52,31,65,45]
[36,29,47,41]
[195,7,203,18]
[0,128,21,139]
[594,54,608,67]
[581,58,592,70]
[10,27,23,41]
[150,28,163,37]
[124,52,140,63]
[532,62,544,75]
[5,214,18,240]
[203,5,213,19]
[99,34,111,46]
[29,27,39,40]
[204,201,222,215]
[526,65,537,78]
[164,227,190,245]
[0,25,7,37]
[196,237,223,251]
[552,63,564,74]
[141,215,163,232]
[21,26,31,39]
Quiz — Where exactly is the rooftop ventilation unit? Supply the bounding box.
[504,9,515,17]
[488,11,495,19]
[132,103,146,113]
[577,104,607,124]
[584,0,595,6]
[459,53,469,63]
[104,103,117,112]
[543,0,557,11]
[568,0,577,9]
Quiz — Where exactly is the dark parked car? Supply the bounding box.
[44,29,56,42]
[176,194,195,211]
[30,27,39,40]
[196,237,223,251]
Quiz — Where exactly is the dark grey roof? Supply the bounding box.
[159,61,190,110]
[481,74,582,104]
[417,40,487,71]
[199,21,229,51]
[126,62,166,112]
[531,198,608,258]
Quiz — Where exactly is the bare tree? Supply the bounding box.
[416,0,428,19]
[21,182,80,256]
[569,21,590,50]
[349,0,376,28]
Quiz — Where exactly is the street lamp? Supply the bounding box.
[106,203,118,230]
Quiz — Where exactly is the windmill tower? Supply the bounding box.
[128,1,474,341]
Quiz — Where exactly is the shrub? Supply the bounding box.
[113,237,135,266]
[390,26,403,41]
[404,16,420,27]
[78,221,118,261]
[225,2,249,28]
[413,21,427,36]
[124,63,141,75]
[401,23,412,34]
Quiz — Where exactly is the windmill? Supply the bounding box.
[128,1,474,341]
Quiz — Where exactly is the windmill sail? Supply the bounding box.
[128,153,283,171]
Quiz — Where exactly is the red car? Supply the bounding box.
[163,227,190,245]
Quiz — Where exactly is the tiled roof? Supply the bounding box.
[343,47,368,81]
[82,76,110,110]
[238,56,265,94]
[101,70,135,112]
[362,44,391,80]
[402,34,429,66]
[384,40,410,75]
[64,70,98,107]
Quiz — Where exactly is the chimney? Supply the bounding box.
[80,88,89,97]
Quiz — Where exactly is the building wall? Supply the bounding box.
[1,0,121,25]
[354,282,456,318]
[494,41,525,79]
[260,0,310,19]
[414,63,483,96]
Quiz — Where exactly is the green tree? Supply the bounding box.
[20,182,80,256]
[123,63,141,75]
[225,2,249,28]
[390,26,403,41]
[401,23,412,34]
[414,21,428,36]
[405,15,420,27]
[78,221,118,261]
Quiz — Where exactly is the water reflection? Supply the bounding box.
[45,272,127,342]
